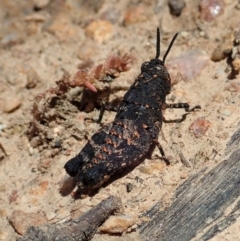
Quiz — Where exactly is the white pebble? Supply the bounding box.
[218,105,235,117]
[46,212,56,221]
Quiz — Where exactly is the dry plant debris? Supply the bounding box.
[211,28,240,77]
[27,53,134,148]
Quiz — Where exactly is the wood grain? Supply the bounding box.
[19,195,121,241]
[139,128,240,241]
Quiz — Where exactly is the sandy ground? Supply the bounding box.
[0,0,240,240]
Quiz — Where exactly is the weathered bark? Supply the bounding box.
[139,128,240,241]
[19,195,121,241]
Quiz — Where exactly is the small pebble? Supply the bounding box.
[30,136,42,148]
[77,40,99,60]
[166,49,209,81]
[47,14,78,41]
[211,46,226,62]
[180,172,188,179]
[138,165,154,175]
[28,144,34,155]
[34,0,51,9]
[100,215,137,234]
[53,125,63,135]
[0,124,7,131]
[126,183,134,193]
[151,161,166,171]
[141,216,151,222]
[199,0,225,22]
[24,13,47,22]
[26,67,40,89]
[3,96,22,113]
[0,230,9,240]
[212,93,224,103]
[218,105,235,117]
[168,0,186,17]
[100,7,121,24]
[85,20,114,43]
[123,5,149,25]
[214,67,226,79]
[218,131,229,140]
[162,173,178,185]
[189,117,211,138]
[9,210,47,235]
[232,58,240,71]
[37,158,51,172]
[46,212,56,221]
[8,190,19,203]
[180,31,189,39]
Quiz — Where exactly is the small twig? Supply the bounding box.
[19,195,122,241]
[179,151,192,168]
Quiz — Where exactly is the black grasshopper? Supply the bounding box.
[64,28,200,193]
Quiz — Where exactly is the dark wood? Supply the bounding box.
[18,195,121,241]
[139,128,240,241]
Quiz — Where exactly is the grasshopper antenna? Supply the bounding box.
[155,28,161,59]
[163,32,178,64]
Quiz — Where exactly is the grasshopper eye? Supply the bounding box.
[141,61,150,72]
